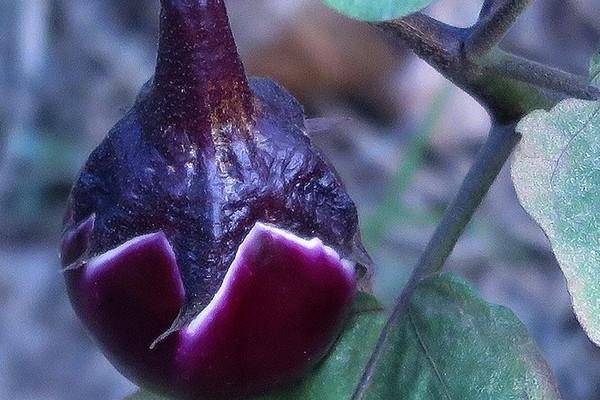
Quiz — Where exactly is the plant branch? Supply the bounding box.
[478,0,498,19]
[352,2,600,398]
[406,123,520,278]
[465,0,533,60]
[373,14,467,74]
[373,10,599,121]
[485,50,600,100]
[351,122,521,400]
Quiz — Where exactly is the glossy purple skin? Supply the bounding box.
[64,221,354,398]
[61,0,370,397]
[65,228,185,391]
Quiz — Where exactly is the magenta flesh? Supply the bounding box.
[61,0,370,397]
[177,223,355,396]
[64,222,355,398]
[65,232,185,390]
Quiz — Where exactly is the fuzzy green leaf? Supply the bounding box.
[512,48,600,346]
[356,274,559,399]
[513,96,600,346]
[322,0,436,22]
[129,275,558,399]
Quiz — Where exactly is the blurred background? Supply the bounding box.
[1,0,600,399]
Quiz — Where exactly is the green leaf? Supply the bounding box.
[512,46,600,346]
[129,275,558,399]
[512,96,600,346]
[322,0,436,22]
[359,274,559,399]
[125,391,166,400]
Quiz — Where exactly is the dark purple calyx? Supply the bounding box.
[148,0,254,139]
[61,0,371,397]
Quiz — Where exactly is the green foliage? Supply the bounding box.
[126,391,166,400]
[512,50,600,345]
[355,274,559,399]
[322,0,436,22]
[512,60,600,345]
[130,275,558,399]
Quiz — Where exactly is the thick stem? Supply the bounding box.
[373,14,467,74]
[150,0,254,137]
[374,12,599,120]
[465,0,533,60]
[479,0,498,19]
[351,123,521,400]
[409,123,520,277]
[485,50,600,100]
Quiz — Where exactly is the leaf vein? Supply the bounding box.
[550,104,600,188]
[408,308,452,400]
[591,70,600,85]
